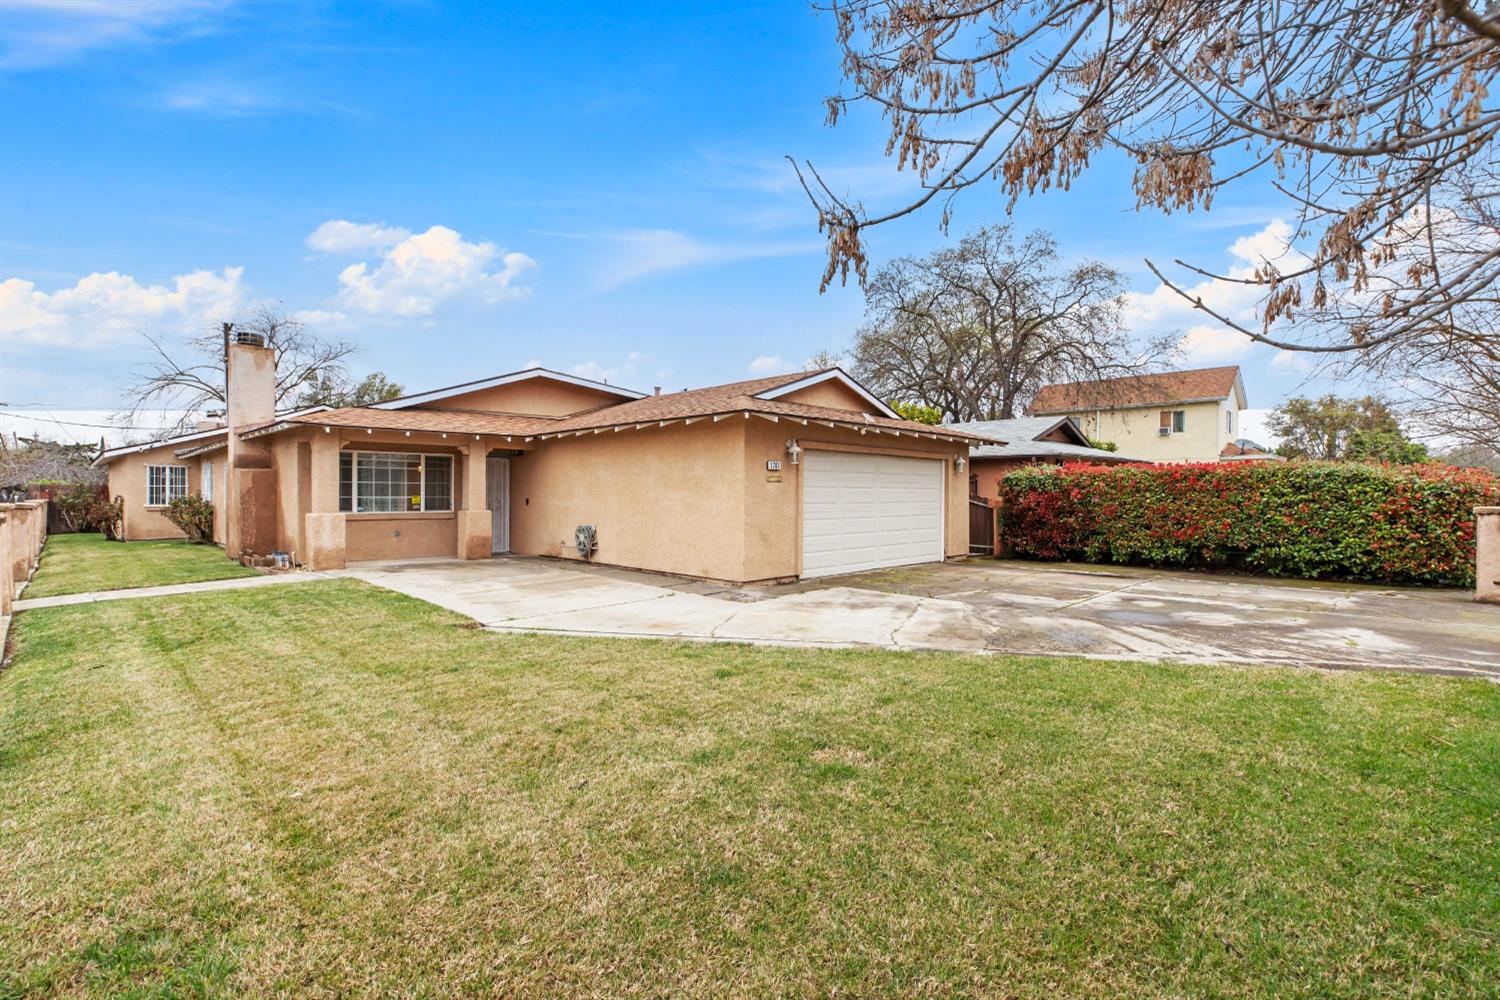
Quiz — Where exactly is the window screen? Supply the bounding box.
[423,455,453,512]
[147,465,188,507]
[339,452,353,512]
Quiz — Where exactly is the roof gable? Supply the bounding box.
[372,367,645,412]
[1029,366,1244,413]
[752,369,899,419]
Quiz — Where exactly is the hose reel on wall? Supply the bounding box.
[574,524,598,559]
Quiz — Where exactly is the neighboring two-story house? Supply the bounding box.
[1027,365,1247,464]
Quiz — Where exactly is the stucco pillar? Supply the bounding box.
[0,512,12,616]
[456,437,492,560]
[1476,507,1500,604]
[9,505,30,588]
[303,431,346,571]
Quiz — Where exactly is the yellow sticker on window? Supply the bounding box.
[411,495,421,505]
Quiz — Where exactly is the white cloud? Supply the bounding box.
[571,351,645,385]
[0,0,224,70]
[748,354,787,373]
[0,267,246,349]
[593,229,819,290]
[290,307,349,331]
[1173,325,1252,361]
[1271,350,1314,374]
[1125,218,1309,363]
[309,222,535,316]
[306,220,411,255]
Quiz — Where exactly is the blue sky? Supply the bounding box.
[1,0,1346,438]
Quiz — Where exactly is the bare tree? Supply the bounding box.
[1353,165,1500,448]
[126,306,357,432]
[794,0,1500,366]
[847,225,1157,420]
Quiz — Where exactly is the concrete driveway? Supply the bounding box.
[347,557,1500,679]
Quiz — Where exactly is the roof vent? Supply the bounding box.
[233,330,266,347]
[654,386,662,396]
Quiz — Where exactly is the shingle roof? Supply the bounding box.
[952,416,1085,446]
[949,417,1150,463]
[273,406,558,438]
[533,370,994,443]
[236,369,997,445]
[1029,366,1243,413]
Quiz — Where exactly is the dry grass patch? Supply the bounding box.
[2,579,1496,998]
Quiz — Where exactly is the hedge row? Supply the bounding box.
[998,461,1500,587]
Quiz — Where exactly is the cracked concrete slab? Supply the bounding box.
[346,556,1500,679]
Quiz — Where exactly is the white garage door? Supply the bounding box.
[801,450,945,578]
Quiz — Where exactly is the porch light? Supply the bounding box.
[954,454,967,472]
[785,439,802,465]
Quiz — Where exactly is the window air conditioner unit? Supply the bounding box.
[1158,427,1171,436]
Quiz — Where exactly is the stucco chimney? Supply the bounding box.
[226,331,275,430]
[224,329,277,560]
[654,386,662,396]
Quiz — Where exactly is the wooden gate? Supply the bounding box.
[968,497,995,555]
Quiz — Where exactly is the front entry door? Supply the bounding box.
[485,457,510,554]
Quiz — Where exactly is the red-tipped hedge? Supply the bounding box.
[998,461,1500,587]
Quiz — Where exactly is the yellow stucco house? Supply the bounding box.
[94,334,992,583]
[1027,366,1248,464]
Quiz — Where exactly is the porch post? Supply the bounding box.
[303,432,346,571]
[456,437,492,560]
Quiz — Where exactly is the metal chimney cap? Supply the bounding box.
[233,331,267,347]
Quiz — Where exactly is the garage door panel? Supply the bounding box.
[800,451,945,578]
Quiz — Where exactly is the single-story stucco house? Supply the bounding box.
[950,416,1150,501]
[94,334,993,582]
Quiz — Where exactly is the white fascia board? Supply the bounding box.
[753,368,900,419]
[370,367,646,410]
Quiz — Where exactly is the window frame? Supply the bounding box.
[145,464,189,508]
[339,450,455,514]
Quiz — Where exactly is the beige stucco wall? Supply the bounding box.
[150,403,972,580]
[509,419,748,579]
[346,513,458,561]
[509,417,965,583]
[776,379,876,412]
[413,378,628,417]
[741,419,969,581]
[1062,399,1235,463]
[1476,507,1500,604]
[105,444,207,540]
[267,425,488,563]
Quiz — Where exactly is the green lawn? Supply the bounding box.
[2,580,1496,998]
[22,532,258,599]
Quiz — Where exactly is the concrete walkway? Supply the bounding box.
[347,557,1500,679]
[12,571,315,611]
[11,555,1496,679]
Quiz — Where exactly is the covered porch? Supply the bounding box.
[243,415,538,571]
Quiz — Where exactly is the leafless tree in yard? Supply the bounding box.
[124,305,358,434]
[794,0,1500,372]
[1354,165,1500,448]
[847,225,1161,420]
